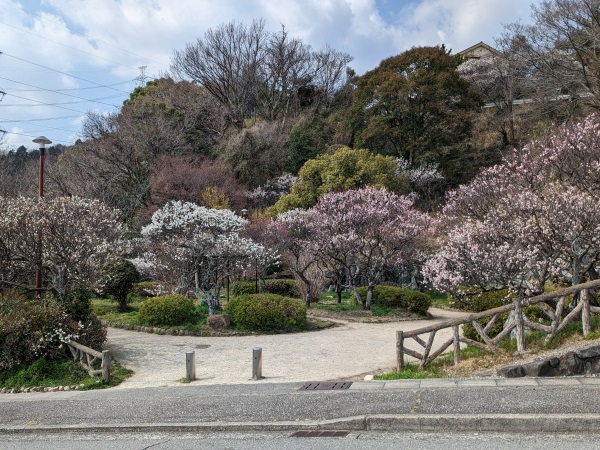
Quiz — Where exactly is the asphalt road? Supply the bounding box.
[1,431,599,450]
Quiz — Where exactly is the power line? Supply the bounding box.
[0,76,124,108]
[2,130,71,145]
[7,80,133,93]
[2,92,88,113]
[0,51,132,94]
[0,115,80,123]
[0,20,148,73]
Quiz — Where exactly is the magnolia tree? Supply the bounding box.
[425,115,600,297]
[311,187,431,310]
[0,196,124,294]
[141,201,277,314]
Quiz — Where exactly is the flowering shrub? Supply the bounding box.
[0,292,79,371]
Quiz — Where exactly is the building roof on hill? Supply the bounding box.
[458,41,500,59]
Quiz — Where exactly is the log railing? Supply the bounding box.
[64,340,110,381]
[396,279,600,370]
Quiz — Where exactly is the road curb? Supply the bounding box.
[3,414,600,434]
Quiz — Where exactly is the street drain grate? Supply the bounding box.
[299,381,353,390]
[290,430,351,438]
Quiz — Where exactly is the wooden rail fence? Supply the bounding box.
[64,340,110,381]
[396,279,600,370]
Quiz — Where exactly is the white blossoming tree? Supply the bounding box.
[0,196,124,294]
[141,201,277,314]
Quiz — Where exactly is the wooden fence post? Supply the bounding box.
[514,298,526,353]
[102,350,110,382]
[453,325,461,366]
[582,289,591,337]
[396,330,404,371]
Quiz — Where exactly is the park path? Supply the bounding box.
[106,308,466,389]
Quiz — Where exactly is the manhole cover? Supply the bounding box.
[299,381,353,390]
[195,344,210,349]
[290,430,351,438]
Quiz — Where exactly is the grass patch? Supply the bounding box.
[311,298,422,319]
[375,363,445,380]
[424,290,452,309]
[0,358,133,390]
[92,297,208,332]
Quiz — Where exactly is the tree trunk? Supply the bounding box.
[352,286,364,309]
[365,284,375,311]
[297,272,312,308]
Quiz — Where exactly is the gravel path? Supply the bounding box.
[106,308,466,389]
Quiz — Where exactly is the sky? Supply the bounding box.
[0,0,542,151]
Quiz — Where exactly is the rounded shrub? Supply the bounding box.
[263,279,301,298]
[138,294,196,327]
[355,285,432,315]
[230,280,258,296]
[225,294,307,332]
[98,257,141,311]
[230,279,301,298]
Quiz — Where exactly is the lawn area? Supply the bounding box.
[311,291,428,320]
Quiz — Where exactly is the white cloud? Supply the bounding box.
[0,0,542,149]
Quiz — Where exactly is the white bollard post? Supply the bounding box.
[186,350,196,381]
[252,347,263,380]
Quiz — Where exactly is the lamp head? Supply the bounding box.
[32,136,52,148]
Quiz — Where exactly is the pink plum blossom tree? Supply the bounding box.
[310,187,430,310]
[425,115,600,297]
[271,208,320,307]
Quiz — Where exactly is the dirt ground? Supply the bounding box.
[106,307,466,389]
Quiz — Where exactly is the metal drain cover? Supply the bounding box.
[291,430,351,438]
[299,381,353,390]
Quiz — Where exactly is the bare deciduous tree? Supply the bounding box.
[503,0,600,110]
[171,19,267,130]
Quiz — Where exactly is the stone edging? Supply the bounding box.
[101,320,250,337]
[0,384,87,395]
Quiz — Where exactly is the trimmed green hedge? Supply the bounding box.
[138,294,196,327]
[225,293,307,332]
[231,279,301,298]
[355,285,431,315]
[453,289,514,342]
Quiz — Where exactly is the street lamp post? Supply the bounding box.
[32,136,51,295]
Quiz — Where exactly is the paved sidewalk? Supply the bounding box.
[106,308,466,389]
[2,378,600,434]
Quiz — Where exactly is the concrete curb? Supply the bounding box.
[3,414,600,434]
